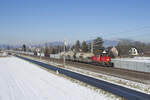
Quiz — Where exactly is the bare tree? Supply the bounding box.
[116,39,132,57]
[44,43,50,57]
[49,45,55,54]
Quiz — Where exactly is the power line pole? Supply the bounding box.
[64,40,67,67]
[91,41,93,53]
[40,48,41,61]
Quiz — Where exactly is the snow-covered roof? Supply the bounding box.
[102,50,107,54]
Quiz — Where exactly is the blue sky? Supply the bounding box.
[0,0,150,45]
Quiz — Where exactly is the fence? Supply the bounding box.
[112,59,150,73]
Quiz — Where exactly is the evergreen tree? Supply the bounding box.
[75,40,81,52]
[93,37,103,49]
[22,44,26,52]
[93,37,103,54]
[81,41,88,52]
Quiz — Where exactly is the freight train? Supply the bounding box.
[64,51,113,67]
[12,50,113,67]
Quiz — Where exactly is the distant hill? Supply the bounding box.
[103,39,119,47]
[0,42,64,49]
[47,41,64,46]
[40,39,131,48]
[0,38,138,49]
[31,41,64,48]
[0,44,8,49]
[0,44,20,49]
[86,38,136,47]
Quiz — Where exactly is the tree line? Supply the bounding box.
[21,38,150,57]
[21,37,104,55]
[46,37,104,55]
[116,39,150,57]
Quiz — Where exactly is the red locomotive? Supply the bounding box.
[92,55,113,67]
[91,50,113,67]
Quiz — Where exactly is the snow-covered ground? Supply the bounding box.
[24,56,150,95]
[0,56,121,100]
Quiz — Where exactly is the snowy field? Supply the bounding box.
[0,56,120,100]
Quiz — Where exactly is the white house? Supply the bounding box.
[129,48,138,56]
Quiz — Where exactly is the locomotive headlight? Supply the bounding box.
[107,59,109,62]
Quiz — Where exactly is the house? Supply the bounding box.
[129,48,139,56]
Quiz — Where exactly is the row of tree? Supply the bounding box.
[24,37,104,55]
[71,37,104,54]
[116,39,150,57]
[21,38,150,57]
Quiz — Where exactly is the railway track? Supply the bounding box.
[22,54,150,84]
[16,55,150,100]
